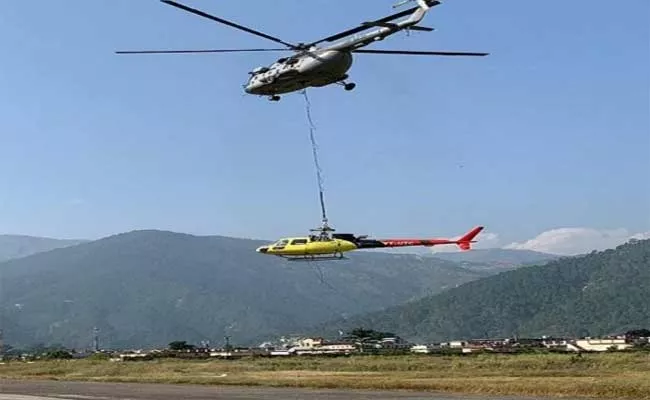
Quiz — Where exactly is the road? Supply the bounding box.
[0,380,588,400]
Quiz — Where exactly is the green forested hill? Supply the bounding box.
[0,230,492,349]
[0,235,87,262]
[321,239,650,342]
[431,248,559,272]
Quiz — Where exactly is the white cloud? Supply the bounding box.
[472,232,501,248]
[504,228,649,256]
[631,231,650,240]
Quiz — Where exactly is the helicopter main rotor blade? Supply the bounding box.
[352,49,490,56]
[303,1,442,48]
[160,0,298,50]
[115,48,289,54]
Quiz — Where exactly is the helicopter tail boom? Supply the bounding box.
[354,226,484,250]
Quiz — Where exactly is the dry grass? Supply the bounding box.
[1,352,649,399]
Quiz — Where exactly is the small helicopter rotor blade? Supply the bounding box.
[115,48,289,54]
[160,0,298,50]
[352,49,490,56]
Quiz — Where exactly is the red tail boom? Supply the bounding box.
[377,226,484,250]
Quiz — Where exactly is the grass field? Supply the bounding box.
[1,352,649,399]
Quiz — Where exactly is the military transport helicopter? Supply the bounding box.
[255,225,484,261]
[116,0,488,101]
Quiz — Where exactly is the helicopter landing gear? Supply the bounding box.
[268,95,281,102]
[336,80,356,92]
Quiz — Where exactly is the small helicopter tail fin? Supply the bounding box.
[416,0,432,11]
[393,0,438,10]
[455,226,484,251]
[409,0,439,24]
[393,0,439,25]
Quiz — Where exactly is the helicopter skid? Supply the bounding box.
[279,253,348,262]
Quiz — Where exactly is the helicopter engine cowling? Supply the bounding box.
[297,50,353,77]
[332,233,358,243]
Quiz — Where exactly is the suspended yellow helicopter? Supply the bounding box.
[256,224,484,261]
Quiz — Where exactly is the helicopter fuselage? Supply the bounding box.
[244,49,353,96]
[256,236,358,258]
[255,226,485,261]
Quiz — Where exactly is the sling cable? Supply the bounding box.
[302,89,334,240]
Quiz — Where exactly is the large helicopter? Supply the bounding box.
[256,225,484,261]
[116,0,488,101]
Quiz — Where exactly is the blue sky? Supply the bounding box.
[1,0,648,252]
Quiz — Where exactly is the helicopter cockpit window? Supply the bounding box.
[248,67,270,85]
[273,239,289,248]
[291,239,308,245]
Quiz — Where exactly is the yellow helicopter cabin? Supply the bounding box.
[256,235,358,261]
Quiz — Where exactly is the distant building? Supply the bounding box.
[290,337,356,355]
[379,337,410,350]
[299,338,324,348]
[571,338,632,352]
[411,345,431,354]
[320,343,356,353]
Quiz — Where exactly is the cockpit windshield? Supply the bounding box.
[273,239,289,247]
[246,66,270,86]
[251,66,269,75]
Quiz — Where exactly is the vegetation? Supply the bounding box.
[432,248,559,270]
[347,328,396,341]
[0,230,495,349]
[322,239,650,342]
[1,344,72,360]
[626,329,650,339]
[86,352,111,361]
[0,352,648,399]
[42,350,73,360]
[168,341,196,351]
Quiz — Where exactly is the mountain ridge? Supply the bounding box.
[431,248,559,264]
[0,229,494,349]
[0,235,88,262]
[428,248,561,273]
[312,239,650,343]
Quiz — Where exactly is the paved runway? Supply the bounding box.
[0,380,582,400]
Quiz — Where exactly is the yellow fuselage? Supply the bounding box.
[256,237,358,257]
